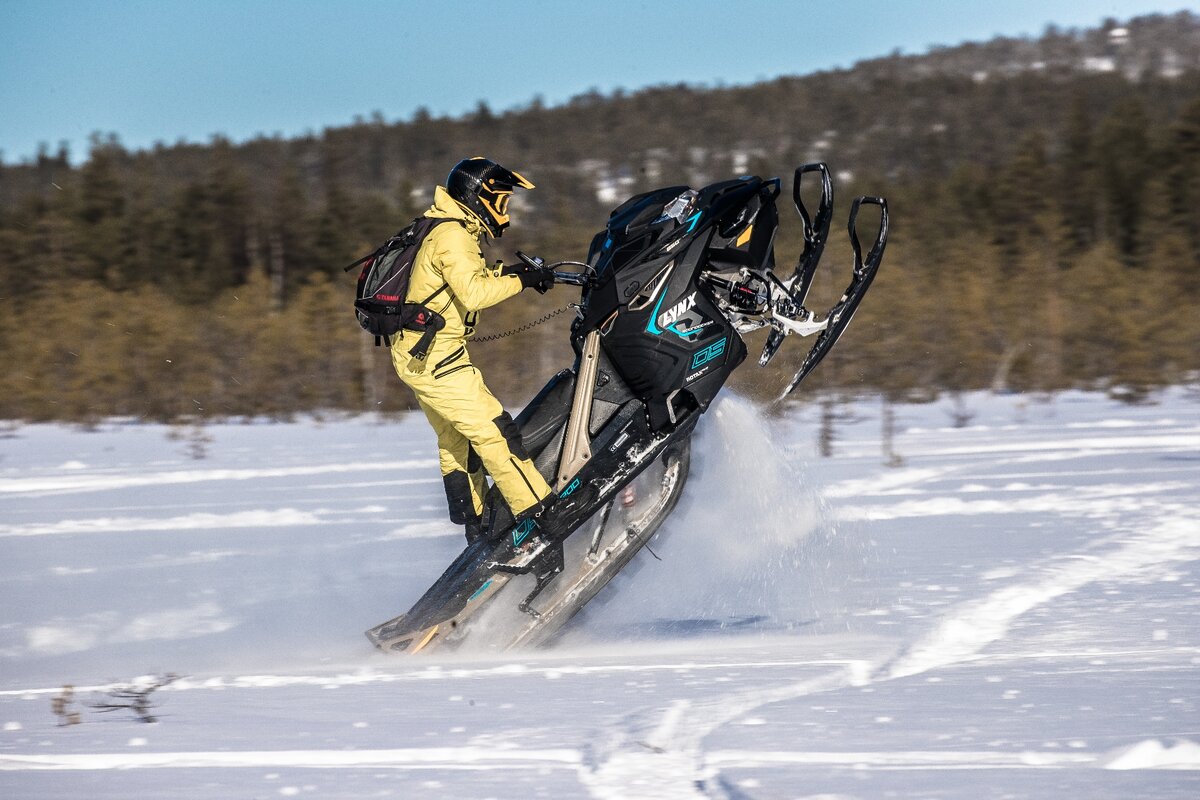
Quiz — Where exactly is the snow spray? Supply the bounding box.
[572,393,828,637]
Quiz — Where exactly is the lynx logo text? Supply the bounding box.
[658,292,697,329]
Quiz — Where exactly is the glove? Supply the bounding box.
[497,261,551,291]
[517,264,555,294]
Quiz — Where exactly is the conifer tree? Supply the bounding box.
[1058,96,1099,252]
[1094,97,1151,264]
[76,136,132,288]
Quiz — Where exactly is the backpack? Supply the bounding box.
[346,217,460,357]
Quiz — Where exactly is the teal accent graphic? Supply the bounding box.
[690,337,727,370]
[468,579,493,602]
[512,517,537,546]
[646,289,669,335]
[647,287,689,338]
[560,478,581,498]
[684,210,702,233]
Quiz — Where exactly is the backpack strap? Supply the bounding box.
[405,218,465,307]
[418,283,449,307]
[404,308,445,360]
[343,243,390,273]
[399,220,463,358]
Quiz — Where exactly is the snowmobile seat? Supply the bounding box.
[514,369,575,462]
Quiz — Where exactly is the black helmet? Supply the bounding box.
[446,157,535,238]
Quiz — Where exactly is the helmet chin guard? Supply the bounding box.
[446,157,535,237]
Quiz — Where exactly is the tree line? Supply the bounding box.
[1,14,1198,422]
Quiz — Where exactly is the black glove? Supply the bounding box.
[518,264,555,294]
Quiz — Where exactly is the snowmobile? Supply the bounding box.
[366,163,889,654]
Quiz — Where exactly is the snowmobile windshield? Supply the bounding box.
[655,189,699,225]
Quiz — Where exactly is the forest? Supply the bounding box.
[1,11,1198,422]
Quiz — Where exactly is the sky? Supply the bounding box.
[0,0,1194,165]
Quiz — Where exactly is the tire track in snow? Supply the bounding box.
[0,508,442,539]
[0,747,581,772]
[884,508,1200,679]
[580,503,1200,799]
[580,665,873,799]
[0,509,323,537]
[3,512,1196,792]
[0,461,436,497]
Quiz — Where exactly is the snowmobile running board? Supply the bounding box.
[365,437,691,654]
[364,410,699,655]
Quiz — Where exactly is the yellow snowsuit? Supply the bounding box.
[391,186,553,522]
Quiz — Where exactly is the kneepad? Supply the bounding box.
[493,411,531,461]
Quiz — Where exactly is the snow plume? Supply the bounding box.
[13,603,238,658]
[1101,739,1200,770]
[575,394,826,634]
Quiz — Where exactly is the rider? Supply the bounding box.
[392,157,557,543]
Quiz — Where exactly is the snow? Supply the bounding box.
[1102,739,1200,770]
[1,389,1199,798]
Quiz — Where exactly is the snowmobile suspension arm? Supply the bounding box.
[704,267,828,337]
[556,330,601,490]
[769,309,830,337]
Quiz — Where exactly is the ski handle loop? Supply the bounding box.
[848,195,889,279]
[760,163,835,367]
[790,162,835,308]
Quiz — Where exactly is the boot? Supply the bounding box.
[464,515,484,545]
[518,482,596,540]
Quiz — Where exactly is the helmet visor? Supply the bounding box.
[506,169,535,190]
[479,188,512,228]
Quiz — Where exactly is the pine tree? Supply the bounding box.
[1094,97,1150,264]
[1058,96,1099,252]
[76,136,131,287]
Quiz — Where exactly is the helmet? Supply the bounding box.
[446,157,535,238]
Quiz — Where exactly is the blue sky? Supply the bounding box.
[0,0,1192,164]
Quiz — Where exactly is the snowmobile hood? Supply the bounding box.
[426,185,486,238]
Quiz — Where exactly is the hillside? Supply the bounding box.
[1,11,1199,421]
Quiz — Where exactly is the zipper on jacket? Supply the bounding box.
[433,346,466,372]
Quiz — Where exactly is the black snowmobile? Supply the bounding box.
[366,163,888,654]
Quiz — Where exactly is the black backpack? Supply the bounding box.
[346,217,460,357]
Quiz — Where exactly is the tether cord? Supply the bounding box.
[467,305,572,343]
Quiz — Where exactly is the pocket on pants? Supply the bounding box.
[433,363,473,380]
[431,346,467,379]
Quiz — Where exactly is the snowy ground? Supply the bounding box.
[1,389,1198,799]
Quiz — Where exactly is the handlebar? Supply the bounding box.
[515,250,594,287]
[552,270,589,286]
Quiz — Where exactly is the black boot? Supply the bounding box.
[464,515,484,545]
[519,483,595,540]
